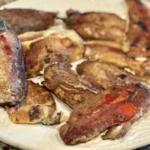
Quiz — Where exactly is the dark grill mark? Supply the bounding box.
[117,74,127,80]
[29,106,40,121]
[136,21,147,31]
[146,43,150,50]
[44,57,50,63]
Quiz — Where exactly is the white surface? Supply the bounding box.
[0,0,150,150]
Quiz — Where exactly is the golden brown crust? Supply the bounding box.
[77,61,146,89]
[22,31,84,78]
[7,81,56,124]
[66,10,126,43]
[84,43,145,75]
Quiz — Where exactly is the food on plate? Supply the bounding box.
[77,61,148,89]
[84,43,145,75]
[0,8,56,34]
[7,81,58,125]
[0,18,26,106]
[0,0,150,147]
[85,40,123,49]
[60,83,150,145]
[43,63,103,108]
[20,30,84,78]
[126,0,150,57]
[102,122,131,140]
[65,10,126,43]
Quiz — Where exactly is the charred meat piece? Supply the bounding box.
[66,10,126,43]
[44,63,103,108]
[0,8,56,35]
[127,25,150,58]
[85,43,144,75]
[60,84,150,145]
[85,40,123,50]
[77,61,147,89]
[7,81,57,125]
[126,0,150,29]
[102,103,146,140]
[0,19,26,106]
[126,0,150,57]
[22,30,84,78]
[127,43,150,58]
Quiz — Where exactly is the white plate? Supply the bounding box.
[0,0,150,150]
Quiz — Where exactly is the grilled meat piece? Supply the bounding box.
[60,83,150,145]
[0,19,26,106]
[126,0,150,29]
[0,8,56,35]
[22,30,84,78]
[85,40,123,49]
[77,61,147,89]
[66,10,126,43]
[102,104,146,140]
[85,43,144,75]
[126,0,150,57]
[7,81,57,124]
[43,63,103,108]
[102,122,132,140]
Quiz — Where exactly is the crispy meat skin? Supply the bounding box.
[60,84,150,145]
[66,10,126,42]
[0,28,26,106]
[77,61,146,89]
[44,63,103,108]
[85,43,144,75]
[23,31,84,78]
[0,8,56,34]
[7,81,56,124]
[126,0,150,57]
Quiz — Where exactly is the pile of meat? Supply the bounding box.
[0,0,150,145]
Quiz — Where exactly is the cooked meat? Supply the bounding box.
[60,83,150,145]
[22,30,84,78]
[77,61,147,89]
[7,81,57,125]
[19,31,44,43]
[85,40,123,49]
[84,43,144,75]
[126,0,150,57]
[66,10,126,43]
[102,103,148,140]
[43,63,103,108]
[126,0,150,29]
[0,8,56,35]
[127,44,150,58]
[102,122,132,140]
[0,19,26,106]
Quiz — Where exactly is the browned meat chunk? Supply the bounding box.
[21,31,84,78]
[84,43,144,75]
[43,63,103,108]
[77,61,147,89]
[0,19,26,106]
[126,0,150,57]
[7,81,57,125]
[0,8,56,34]
[60,84,150,145]
[66,10,126,43]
